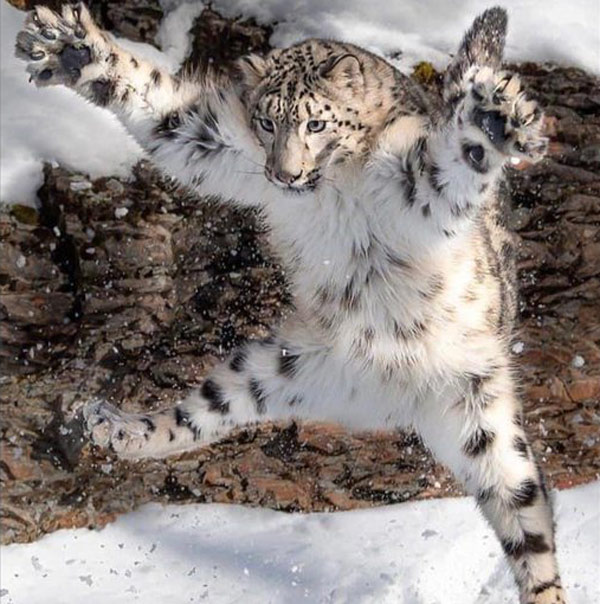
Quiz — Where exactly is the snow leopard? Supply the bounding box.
[16,4,565,603]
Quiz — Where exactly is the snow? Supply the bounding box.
[511,341,524,355]
[1,481,598,604]
[2,1,599,207]
[209,0,600,75]
[156,2,206,69]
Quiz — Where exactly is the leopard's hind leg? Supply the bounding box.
[83,324,376,459]
[415,365,565,604]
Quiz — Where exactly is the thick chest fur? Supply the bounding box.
[266,185,508,387]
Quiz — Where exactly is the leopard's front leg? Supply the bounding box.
[370,62,548,250]
[14,3,267,206]
[15,3,200,140]
[425,65,547,235]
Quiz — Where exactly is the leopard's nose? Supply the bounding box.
[275,169,303,185]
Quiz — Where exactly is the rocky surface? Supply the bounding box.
[1,4,599,545]
[505,63,600,490]
[6,0,164,43]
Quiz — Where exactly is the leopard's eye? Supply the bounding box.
[258,117,275,133]
[307,120,326,133]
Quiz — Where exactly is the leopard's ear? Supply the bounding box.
[444,7,508,105]
[235,54,268,89]
[319,53,364,90]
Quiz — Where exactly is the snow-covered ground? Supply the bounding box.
[207,0,600,75]
[1,0,599,206]
[1,481,598,604]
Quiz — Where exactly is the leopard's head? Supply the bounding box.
[237,40,392,193]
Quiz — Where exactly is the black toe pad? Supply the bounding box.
[60,45,91,72]
[472,108,507,146]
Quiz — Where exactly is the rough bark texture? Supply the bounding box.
[6,0,164,43]
[1,4,599,545]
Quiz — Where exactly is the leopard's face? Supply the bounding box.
[252,87,358,193]
[238,42,374,193]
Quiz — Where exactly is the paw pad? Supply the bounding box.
[472,108,507,146]
[15,3,97,87]
[60,45,92,72]
[462,67,547,163]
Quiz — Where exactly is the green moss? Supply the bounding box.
[10,204,39,225]
[412,61,438,85]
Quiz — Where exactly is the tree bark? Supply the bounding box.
[1,4,599,545]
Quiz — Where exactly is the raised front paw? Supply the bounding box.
[15,3,99,87]
[459,66,547,170]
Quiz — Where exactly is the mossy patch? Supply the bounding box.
[412,61,438,85]
[10,204,39,225]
